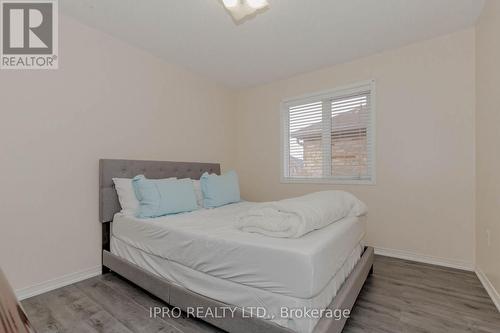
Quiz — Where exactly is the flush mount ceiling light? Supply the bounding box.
[221,0,269,22]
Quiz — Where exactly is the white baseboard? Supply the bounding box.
[15,266,101,301]
[373,246,474,271]
[476,268,500,312]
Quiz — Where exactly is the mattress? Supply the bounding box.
[111,237,364,333]
[111,201,366,299]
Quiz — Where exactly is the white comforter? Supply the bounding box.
[237,191,367,238]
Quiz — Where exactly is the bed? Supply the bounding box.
[99,159,374,333]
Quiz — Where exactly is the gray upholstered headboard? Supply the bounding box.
[99,159,221,223]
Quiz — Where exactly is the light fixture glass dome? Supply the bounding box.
[221,0,269,22]
[246,0,267,9]
[222,0,239,8]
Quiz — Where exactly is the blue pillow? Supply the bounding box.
[201,171,241,208]
[132,175,198,218]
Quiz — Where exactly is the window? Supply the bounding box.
[281,81,375,184]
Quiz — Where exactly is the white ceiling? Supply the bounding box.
[61,0,485,88]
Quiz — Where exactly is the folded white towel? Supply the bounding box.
[237,191,367,238]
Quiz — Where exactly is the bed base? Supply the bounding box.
[102,246,374,333]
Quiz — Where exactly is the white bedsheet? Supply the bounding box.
[111,237,364,333]
[111,202,366,299]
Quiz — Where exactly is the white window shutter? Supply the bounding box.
[282,81,375,184]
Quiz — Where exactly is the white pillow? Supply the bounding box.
[192,180,203,208]
[112,178,139,215]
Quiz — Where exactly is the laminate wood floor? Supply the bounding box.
[22,255,500,333]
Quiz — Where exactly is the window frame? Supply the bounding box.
[280,80,376,185]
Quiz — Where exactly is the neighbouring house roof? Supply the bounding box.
[291,109,368,140]
[289,156,304,168]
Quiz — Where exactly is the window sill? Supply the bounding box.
[280,177,376,185]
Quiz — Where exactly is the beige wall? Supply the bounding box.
[0,15,236,291]
[235,29,476,267]
[0,12,487,295]
[476,0,500,294]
